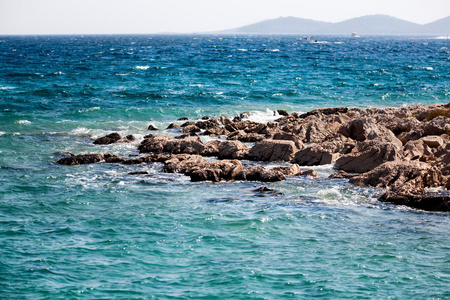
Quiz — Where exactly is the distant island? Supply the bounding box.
[218,14,450,36]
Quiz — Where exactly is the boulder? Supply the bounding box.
[299,106,348,118]
[248,140,297,162]
[271,164,302,176]
[202,140,221,157]
[147,124,159,131]
[329,170,352,179]
[379,192,450,212]
[271,132,304,150]
[235,166,286,182]
[56,153,121,165]
[93,132,122,145]
[291,141,340,166]
[227,130,263,142]
[181,124,201,134]
[299,169,319,178]
[225,120,266,134]
[422,116,450,136]
[284,115,333,143]
[403,140,434,161]
[338,117,402,148]
[166,123,180,129]
[217,140,249,160]
[163,154,206,173]
[335,140,403,173]
[420,135,444,148]
[349,161,444,193]
[138,135,204,155]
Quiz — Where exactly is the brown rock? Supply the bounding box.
[138,135,204,155]
[202,140,221,156]
[403,140,434,161]
[349,161,444,193]
[299,106,348,118]
[379,192,450,212]
[217,140,249,160]
[147,124,159,131]
[299,169,319,178]
[335,141,403,173]
[181,124,201,134]
[248,140,297,162]
[422,116,450,136]
[93,132,122,145]
[163,154,206,173]
[291,141,340,166]
[271,132,305,150]
[166,123,180,129]
[420,135,444,148]
[271,164,302,176]
[56,153,120,165]
[329,170,352,179]
[285,115,333,143]
[235,166,286,182]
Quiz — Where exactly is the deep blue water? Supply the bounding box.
[1,35,450,299]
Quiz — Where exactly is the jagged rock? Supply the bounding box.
[276,109,289,116]
[202,126,229,137]
[382,117,421,136]
[138,135,204,155]
[271,164,302,176]
[189,160,243,182]
[93,132,122,145]
[420,135,444,148]
[422,116,450,136]
[338,117,402,148]
[163,154,206,173]
[195,119,219,130]
[226,121,266,134]
[329,170,352,179]
[212,115,232,126]
[181,121,196,127]
[403,140,434,161]
[147,124,159,131]
[227,130,264,143]
[271,132,304,150]
[181,124,201,134]
[291,141,340,166]
[299,106,348,118]
[217,140,249,160]
[202,140,221,156]
[248,140,297,162]
[177,117,189,121]
[56,153,121,165]
[335,140,403,173]
[235,166,286,182]
[379,192,450,212]
[349,161,444,193]
[166,123,180,129]
[284,115,334,143]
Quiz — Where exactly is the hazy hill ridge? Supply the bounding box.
[223,14,450,35]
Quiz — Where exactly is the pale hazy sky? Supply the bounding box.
[0,0,449,35]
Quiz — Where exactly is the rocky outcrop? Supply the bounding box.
[235,166,286,182]
[335,140,403,173]
[379,192,450,212]
[248,140,297,162]
[217,140,249,159]
[291,141,340,166]
[56,153,123,165]
[93,132,135,145]
[139,135,205,155]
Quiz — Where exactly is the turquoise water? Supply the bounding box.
[1,35,450,298]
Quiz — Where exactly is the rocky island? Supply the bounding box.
[56,103,450,212]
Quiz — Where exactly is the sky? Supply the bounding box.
[0,0,449,35]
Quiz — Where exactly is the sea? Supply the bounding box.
[1,34,449,299]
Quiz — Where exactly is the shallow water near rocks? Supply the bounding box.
[1,35,450,298]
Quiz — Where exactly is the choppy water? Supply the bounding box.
[1,35,450,299]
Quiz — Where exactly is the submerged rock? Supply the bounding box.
[379,192,450,212]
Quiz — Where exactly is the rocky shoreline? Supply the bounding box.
[56,103,450,212]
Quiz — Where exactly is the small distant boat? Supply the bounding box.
[351,32,360,37]
[300,36,318,43]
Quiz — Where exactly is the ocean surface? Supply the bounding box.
[1,35,450,299]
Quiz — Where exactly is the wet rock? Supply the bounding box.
[329,170,352,179]
[202,126,229,137]
[177,117,189,121]
[202,116,210,120]
[235,166,286,182]
[56,153,121,165]
[271,164,302,176]
[166,123,180,129]
[163,154,206,173]
[93,132,122,145]
[147,124,159,131]
[226,121,266,134]
[379,192,450,212]
[212,115,233,126]
[227,130,264,143]
[202,140,221,157]
[349,161,444,193]
[181,124,201,134]
[122,154,171,165]
[189,160,243,182]
[139,135,204,155]
[299,106,348,118]
[299,169,319,178]
[128,171,149,175]
[248,140,297,162]
[181,121,196,127]
[54,151,74,157]
[276,109,289,116]
[217,140,249,160]
[335,140,403,173]
[291,141,340,166]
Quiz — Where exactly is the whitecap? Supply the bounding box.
[0,131,6,136]
[78,107,100,113]
[237,49,248,52]
[244,108,281,123]
[15,120,31,124]
[271,49,280,52]
[135,66,150,70]
[422,67,433,71]
[0,86,16,90]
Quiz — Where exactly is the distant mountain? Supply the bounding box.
[223,14,450,35]
[422,16,450,35]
